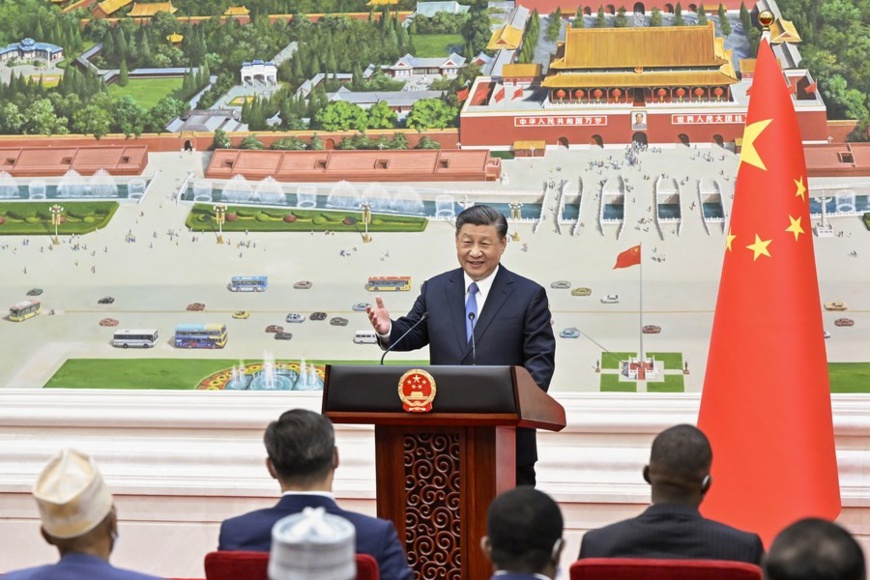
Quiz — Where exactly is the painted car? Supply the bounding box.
[265,325,284,333]
[186,302,206,311]
[600,294,619,304]
[99,318,119,327]
[274,331,293,340]
[560,327,581,339]
[330,316,349,327]
[310,312,328,321]
[232,311,250,319]
[98,296,115,304]
[550,280,571,289]
[642,325,662,334]
[285,313,306,323]
[294,280,313,289]
[824,301,847,311]
[571,287,592,297]
[352,302,371,312]
[27,288,43,296]
[834,318,855,327]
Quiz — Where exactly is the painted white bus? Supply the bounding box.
[112,329,159,349]
[353,330,378,344]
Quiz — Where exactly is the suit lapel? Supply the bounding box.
[445,269,467,349]
[463,266,514,357]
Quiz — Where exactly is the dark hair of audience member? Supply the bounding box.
[487,486,563,573]
[264,409,334,486]
[765,518,865,580]
[455,205,508,240]
[649,424,712,488]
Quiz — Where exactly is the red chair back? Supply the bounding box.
[570,558,763,580]
[204,551,379,580]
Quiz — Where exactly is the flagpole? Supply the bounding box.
[639,243,644,373]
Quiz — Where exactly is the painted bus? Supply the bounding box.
[174,323,228,349]
[365,276,412,292]
[9,300,40,322]
[112,329,160,349]
[228,275,268,292]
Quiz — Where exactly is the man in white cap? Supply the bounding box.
[3,448,162,580]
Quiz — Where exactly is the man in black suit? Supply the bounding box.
[578,424,764,565]
[218,409,413,580]
[766,518,865,580]
[366,204,556,486]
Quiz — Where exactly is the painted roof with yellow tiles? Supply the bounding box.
[541,69,739,89]
[166,33,184,42]
[549,22,728,70]
[128,1,177,16]
[513,140,546,150]
[502,63,542,78]
[95,0,133,15]
[366,0,399,5]
[223,6,250,15]
[487,25,523,51]
[769,18,801,44]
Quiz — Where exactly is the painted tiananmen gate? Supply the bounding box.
[459,22,828,149]
[520,1,749,14]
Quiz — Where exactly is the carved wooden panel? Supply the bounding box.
[404,432,462,579]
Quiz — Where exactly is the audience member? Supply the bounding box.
[269,507,356,580]
[218,408,413,580]
[765,518,865,580]
[482,486,565,580]
[578,424,764,564]
[4,448,162,580]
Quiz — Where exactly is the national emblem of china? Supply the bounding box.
[398,369,437,413]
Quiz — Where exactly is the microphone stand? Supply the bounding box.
[380,313,429,365]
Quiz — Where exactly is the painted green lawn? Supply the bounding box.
[43,358,429,390]
[648,374,685,393]
[108,77,184,109]
[600,352,636,370]
[648,352,683,369]
[412,34,465,57]
[600,373,635,392]
[829,363,870,393]
[0,201,118,236]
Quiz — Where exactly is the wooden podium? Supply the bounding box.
[323,364,566,580]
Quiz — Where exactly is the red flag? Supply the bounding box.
[613,245,641,269]
[697,40,840,546]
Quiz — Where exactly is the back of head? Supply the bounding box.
[269,507,355,580]
[486,486,563,573]
[265,409,335,487]
[34,448,114,541]
[648,424,712,498]
[455,205,508,239]
[766,518,865,580]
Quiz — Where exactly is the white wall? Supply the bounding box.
[1,390,868,578]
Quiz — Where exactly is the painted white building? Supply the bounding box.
[0,38,63,63]
[240,60,277,85]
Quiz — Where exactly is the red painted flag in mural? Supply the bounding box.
[613,245,641,269]
[697,40,840,546]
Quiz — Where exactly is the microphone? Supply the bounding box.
[468,312,477,366]
[380,312,429,365]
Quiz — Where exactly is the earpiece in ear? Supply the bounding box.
[701,474,712,491]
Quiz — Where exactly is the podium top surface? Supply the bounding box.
[322,364,565,431]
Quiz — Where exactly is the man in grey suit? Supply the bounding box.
[366,204,556,486]
[578,424,764,565]
[3,448,162,580]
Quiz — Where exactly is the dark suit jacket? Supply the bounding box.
[577,502,764,565]
[218,494,413,580]
[387,265,556,466]
[489,573,548,580]
[2,553,162,580]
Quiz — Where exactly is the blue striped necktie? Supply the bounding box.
[466,282,479,342]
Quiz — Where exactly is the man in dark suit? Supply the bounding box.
[482,486,565,580]
[578,424,764,565]
[4,448,161,580]
[218,409,413,580]
[366,204,556,486]
[766,518,865,580]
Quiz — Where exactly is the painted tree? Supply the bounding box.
[697,5,708,25]
[675,3,685,26]
[718,4,731,36]
[240,134,266,149]
[573,6,585,28]
[314,100,369,132]
[546,8,562,42]
[72,105,111,139]
[213,128,232,149]
[406,98,457,130]
[615,7,627,27]
[650,7,663,27]
[118,59,129,87]
[367,101,398,129]
[595,6,607,27]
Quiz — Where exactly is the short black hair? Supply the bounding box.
[487,486,563,572]
[455,205,508,240]
[650,424,712,482]
[264,409,334,484]
[766,518,865,580]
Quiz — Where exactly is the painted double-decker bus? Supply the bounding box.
[112,329,160,349]
[174,323,228,349]
[9,300,40,322]
[365,276,412,292]
[228,275,268,292]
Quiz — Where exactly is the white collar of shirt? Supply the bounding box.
[281,490,335,500]
[464,264,499,314]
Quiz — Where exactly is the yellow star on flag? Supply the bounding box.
[739,119,773,171]
[726,229,736,251]
[794,176,807,200]
[746,234,772,260]
[786,216,804,241]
